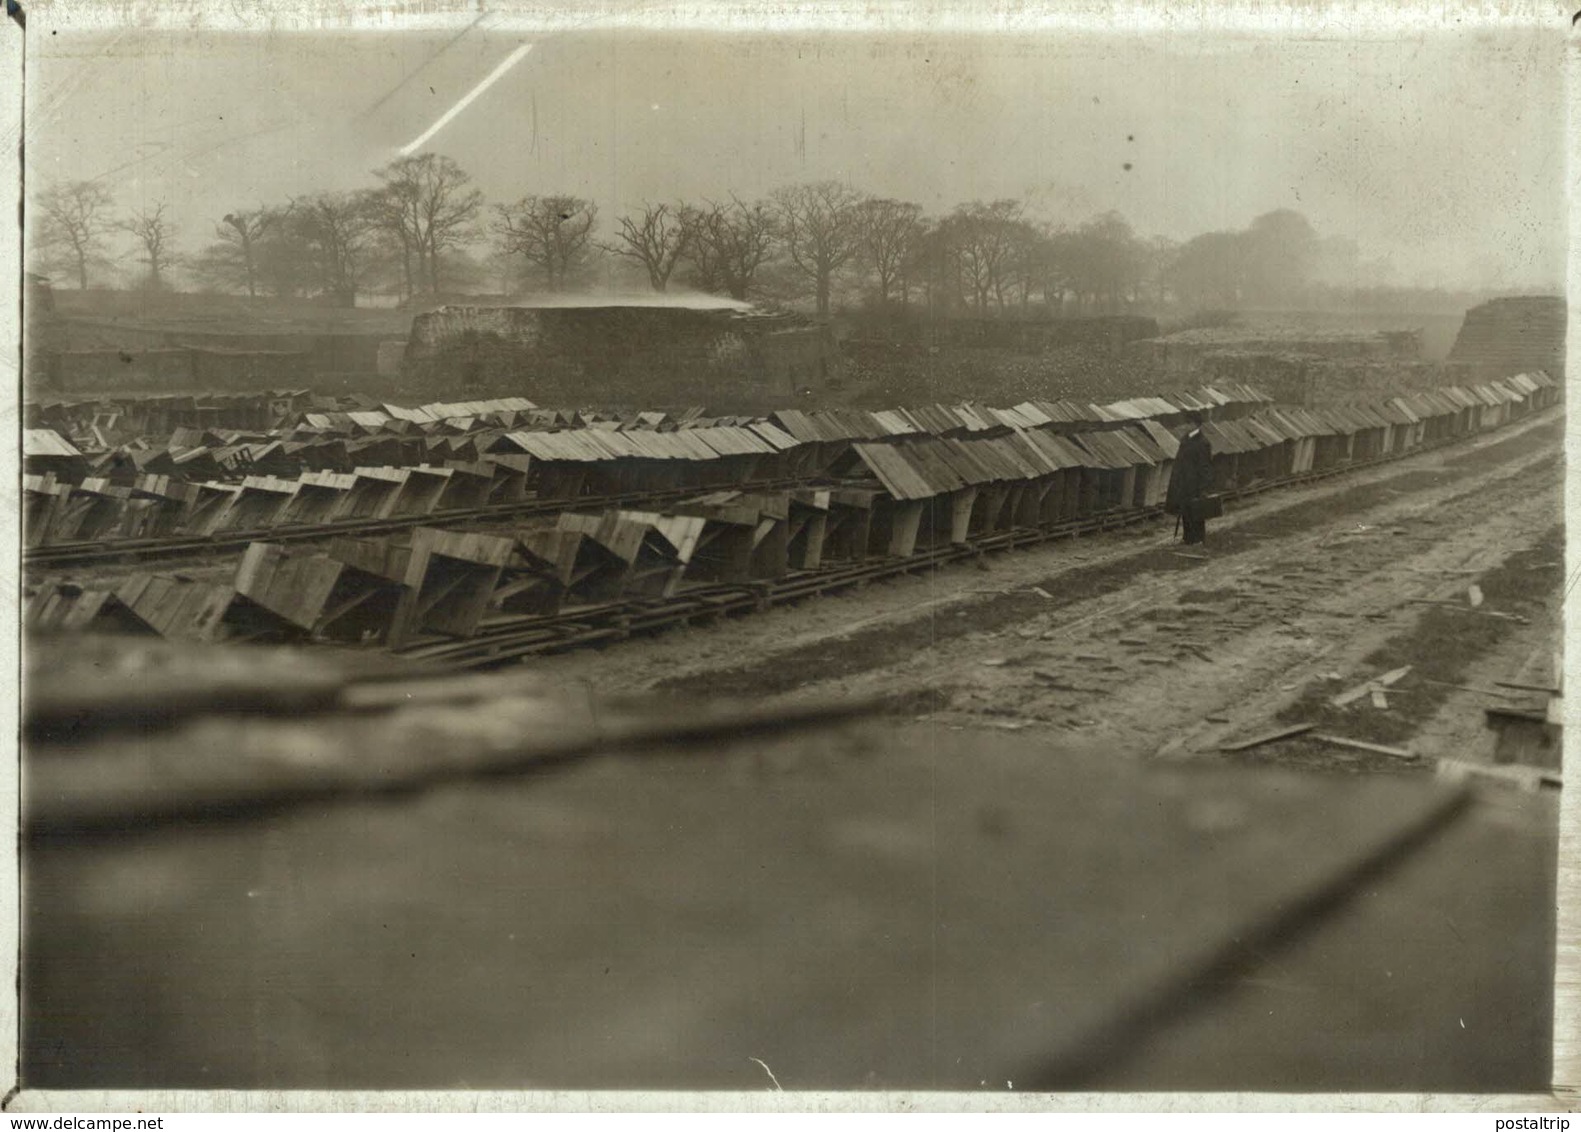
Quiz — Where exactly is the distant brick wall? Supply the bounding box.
[401,305,838,408]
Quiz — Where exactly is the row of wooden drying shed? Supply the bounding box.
[27,493,839,647]
[1199,373,1557,484]
[22,383,1275,488]
[822,375,1558,555]
[25,389,317,438]
[20,384,1277,544]
[498,372,1558,569]
[22,458,533,549]
[24,391,547,438]
[22,374,1555,551]
[22,372,1560,643]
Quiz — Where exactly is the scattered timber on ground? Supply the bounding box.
[1331,665,1413,708]
[1310,733,1417,760]
[1219,723,1315,753]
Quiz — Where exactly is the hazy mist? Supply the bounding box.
[27,25,1564,292]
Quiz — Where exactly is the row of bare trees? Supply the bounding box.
[609,196,1337,317]
[36,182,179,292]
[34,152,1332,316]
[34,154,488,306]
[597,190,1145,318]
[189,155,488,306]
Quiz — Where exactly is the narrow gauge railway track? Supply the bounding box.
[23,475,817,572]
[397,434,1485,672]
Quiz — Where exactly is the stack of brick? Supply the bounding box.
[1447,296,1566,381]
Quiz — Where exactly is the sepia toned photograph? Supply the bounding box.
[11,1,1569,1103]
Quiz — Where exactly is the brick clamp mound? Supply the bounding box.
[1447,295,1566,381]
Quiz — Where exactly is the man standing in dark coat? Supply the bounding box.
[1166,412,1215,545]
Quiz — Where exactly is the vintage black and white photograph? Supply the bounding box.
[12,0,1570,1102]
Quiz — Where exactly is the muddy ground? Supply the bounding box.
[531,411,1564,777]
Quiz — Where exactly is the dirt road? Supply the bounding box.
[533,410,1564,775]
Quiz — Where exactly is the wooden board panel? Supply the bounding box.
[233,542,283,599]
[518,529,586,585]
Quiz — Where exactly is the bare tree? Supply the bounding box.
[855,197,924,308]
[492,195,599,292]
[1026,223,1075,312]
[218,208,274,298]
[253,205,316,299]
[290,191,379,307]
[1243,208,1317,306]
[678,198,776,300]
[1000,216,1048,309]
[1060,211,1145,312]
[1141,234,1180,307]
[372,153,483,298]
[370,178,423,302]
[771,180,865,318]
[36,180,115,289]
[906,219,960,318]
[603,203,690,292]
[119,200,179,290]
[932,212,981,312]
[1162,230,1248,312]
[188,207,277,297]
[676,204,727,294]
[944,199,1025,312]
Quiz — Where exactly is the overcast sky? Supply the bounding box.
[27,23,1565,290]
